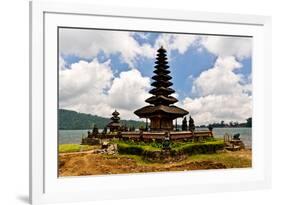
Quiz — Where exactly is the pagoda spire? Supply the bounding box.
[134,46,189,131]
[146,47,177,106]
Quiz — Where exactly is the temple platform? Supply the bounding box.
[121,130,213,141]
[82,130,213,145]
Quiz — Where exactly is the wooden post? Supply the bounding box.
[145,118,148,131]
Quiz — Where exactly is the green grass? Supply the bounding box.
[101,147,251,168]
[171,139,224,156]
[187,152,252,168]
[59,144,94,153]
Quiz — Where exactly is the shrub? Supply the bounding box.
[117,143,144,155]
[115,139,224,157]
[173,140,224,155]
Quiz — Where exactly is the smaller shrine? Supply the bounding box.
[107,110,121,132]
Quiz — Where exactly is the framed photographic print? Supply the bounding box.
[30,1,271,204]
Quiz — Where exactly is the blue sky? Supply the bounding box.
[59,28,252,124]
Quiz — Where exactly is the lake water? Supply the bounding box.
[211,127,251,148]
[59,127,252,148]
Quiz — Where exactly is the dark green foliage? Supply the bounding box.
[173,141,224,155]
[246,117,252,127]
[117,143,145,155]
[116,140,224,157]
[102,127,108,134]
[59,109,146,130]
[189,116,195,131]
[182,117,188,131]
[117,142,161,160]
[207,117,252,128]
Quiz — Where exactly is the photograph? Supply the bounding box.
[58,28,252,177]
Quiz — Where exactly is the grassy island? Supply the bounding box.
[58,138,251,176]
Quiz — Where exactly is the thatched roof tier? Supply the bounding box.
[151,80,173,88]
[156,50,168,56]
[110,116,120,121]
[107,122,121,127]
[157,46,167,53]
[153,69,170,75]
[152,74,172,81]
[112,110,120,116]
[134,105,188,119]
[145,95,178,105]
[149,87,175,95]
[153,64,168,70]
[155,60,168,65]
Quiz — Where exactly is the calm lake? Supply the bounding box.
[59,127,252,148]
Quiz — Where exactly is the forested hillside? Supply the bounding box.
[59,109,145,130]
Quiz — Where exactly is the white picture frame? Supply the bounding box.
[30,1,272,204]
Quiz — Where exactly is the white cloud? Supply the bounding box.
[59,29,154,67]
[59,59,113,109]
[59,29,202,69]
[154,33,198,54]
[108,69,151,111]
[182,56,252,125]
[182,94,252,125]
[59,58,151,120]
[192,56,243,96]
[200,36,252,59]
[180,36,253,125]
[133,32,150,40]
[59,55,67,71]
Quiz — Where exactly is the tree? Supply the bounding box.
[92,124,99,135]
[182,116,188,131]
[208,124,213,131]
[102,126,107,134]
[189,116,195,132]
[246,117,252,127]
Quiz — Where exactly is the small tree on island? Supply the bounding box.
[189,116,195,132]
[129,126,135,132]
[92,124,99,136]
[102,126,107,134]
[189,116,196,142]
[208,124,213,132]
[246,117,252,127]
[139,125,145,131]
[182,116,188,131]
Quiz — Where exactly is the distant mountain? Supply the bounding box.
[58,109,146,130]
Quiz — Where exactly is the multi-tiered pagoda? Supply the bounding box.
[134,46,188,131]
[107,110,121,132]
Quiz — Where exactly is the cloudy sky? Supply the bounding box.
[59,28,252,125]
